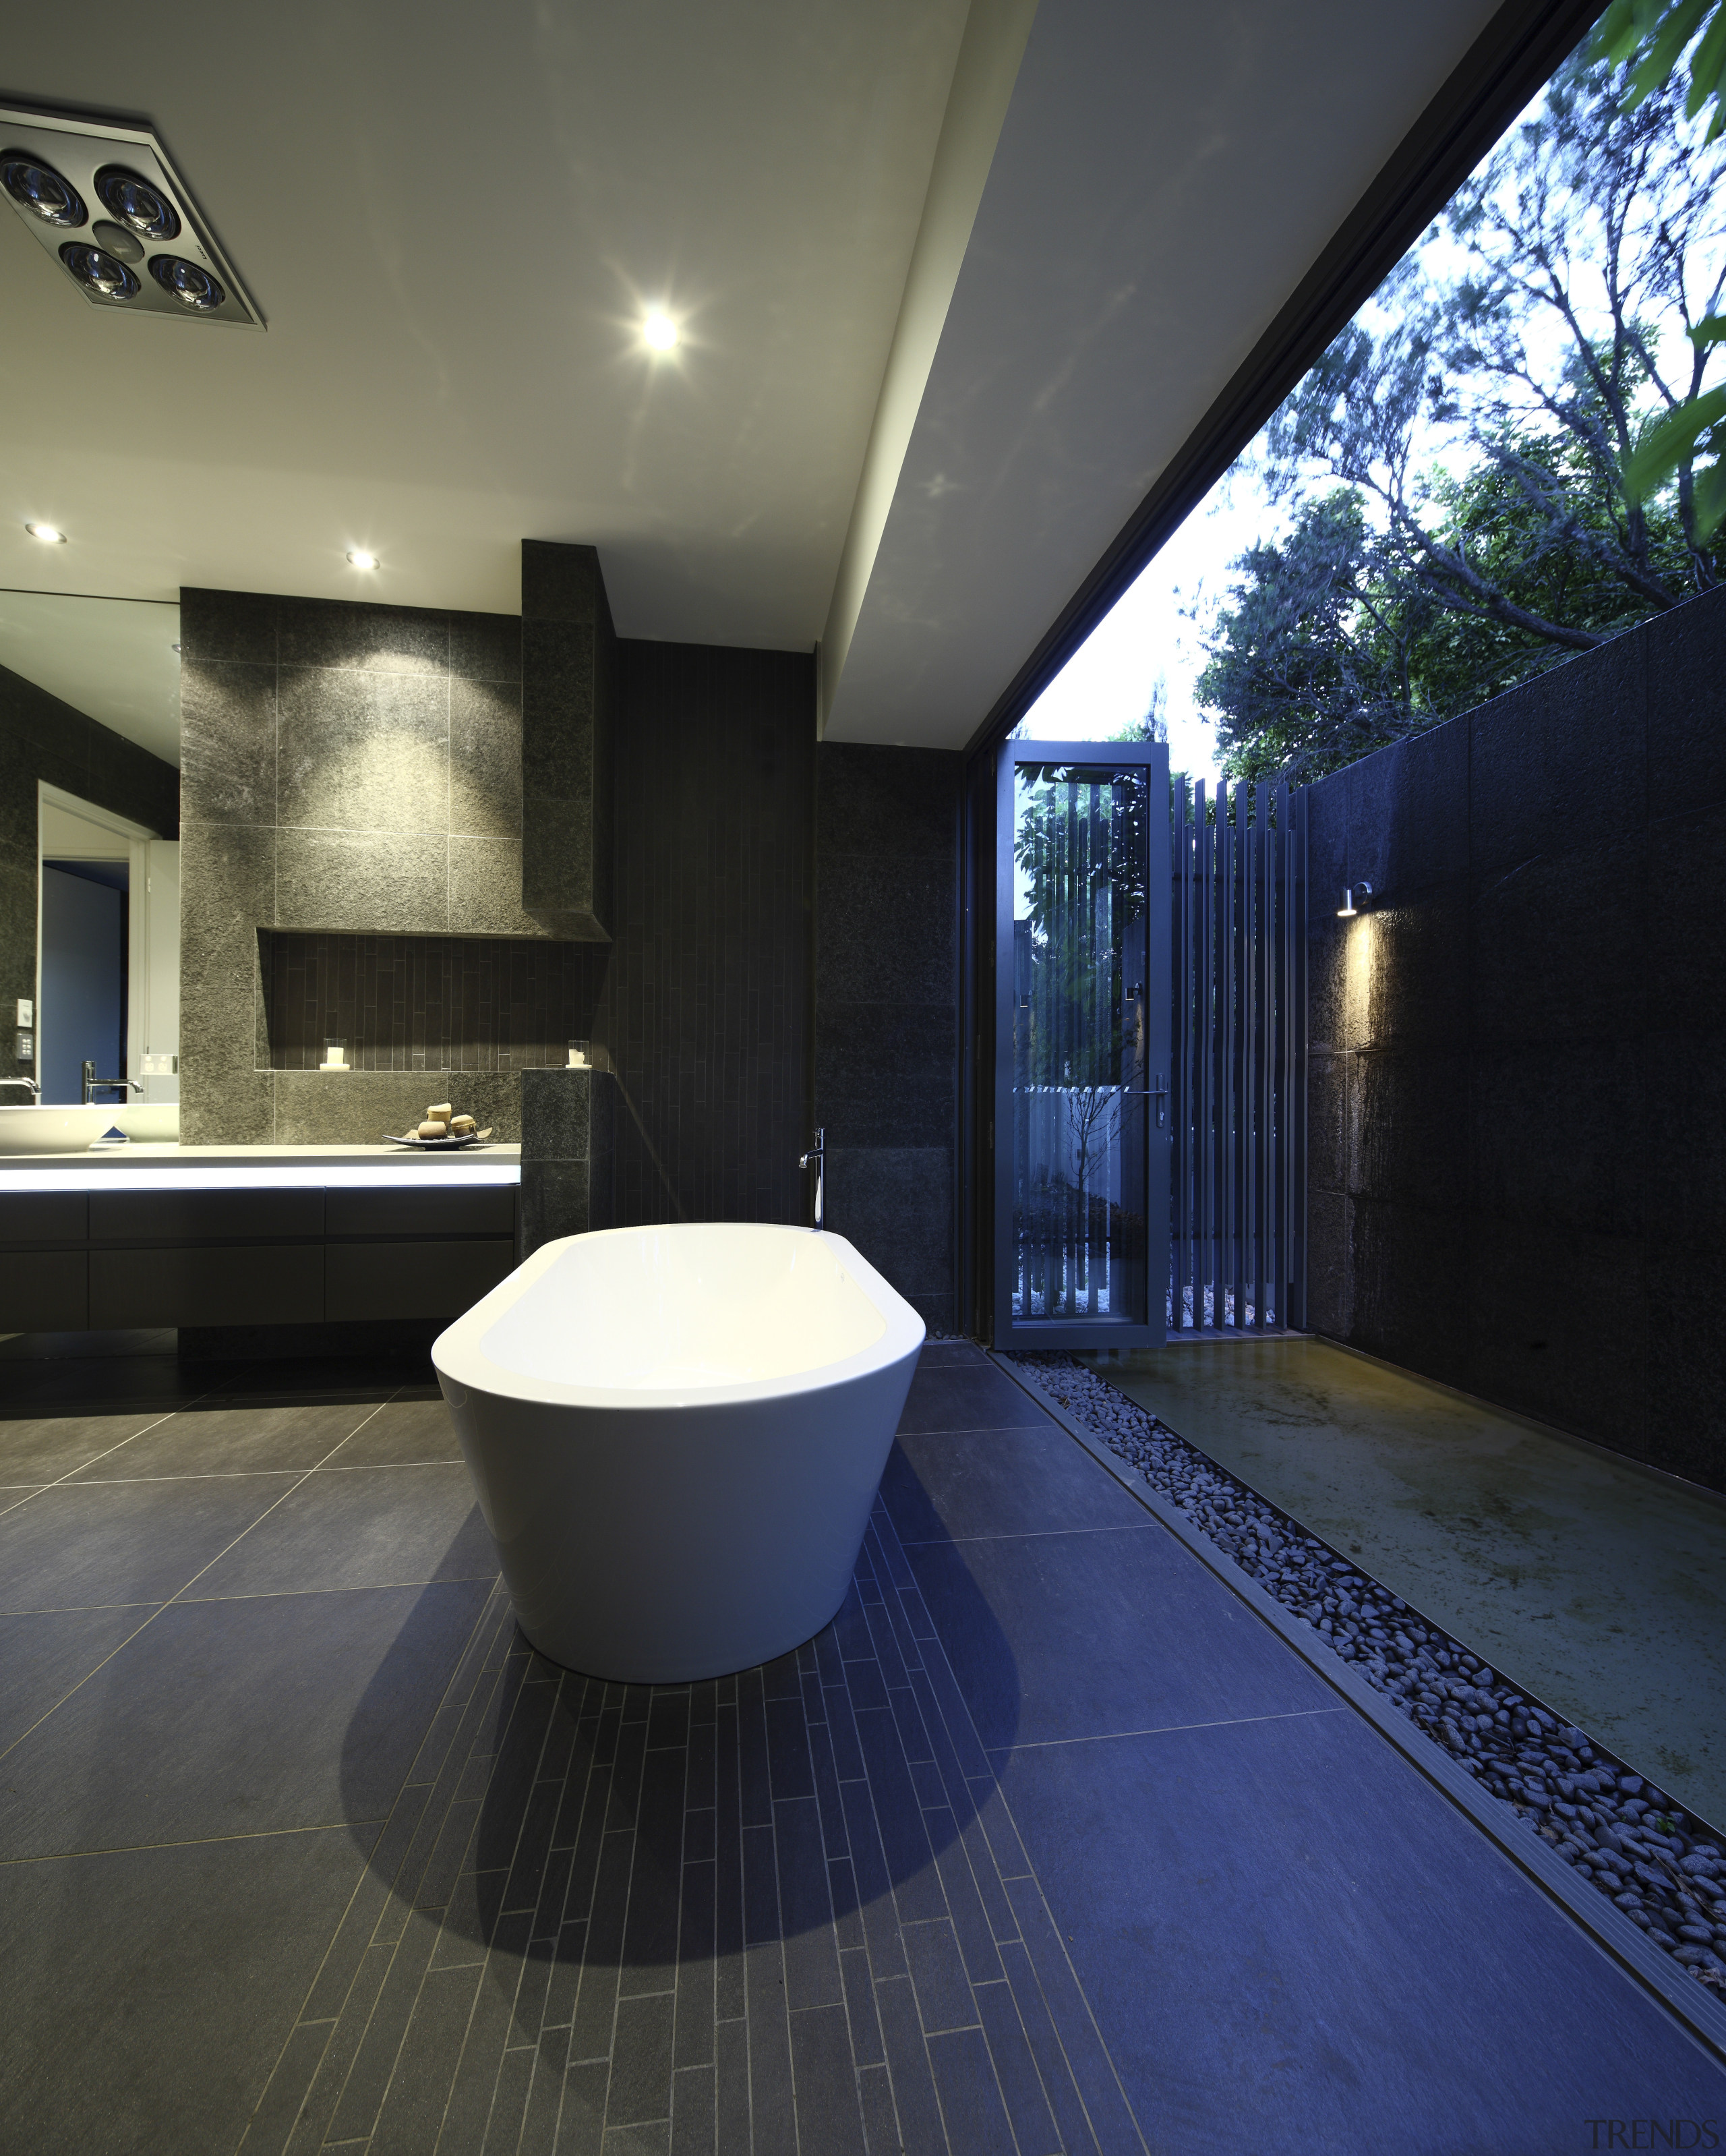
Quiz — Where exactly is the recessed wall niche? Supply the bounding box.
[258,931,604,1074]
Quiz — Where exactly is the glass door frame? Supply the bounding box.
[991,737,1170,1350]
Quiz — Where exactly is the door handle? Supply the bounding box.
[1121,1075,1169,1127]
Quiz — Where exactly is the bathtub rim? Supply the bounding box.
[432,1221,925,1413]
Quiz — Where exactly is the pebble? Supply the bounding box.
[1009,1351,1725,2000]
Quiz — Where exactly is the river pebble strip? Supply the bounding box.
[1007,1351,1726,1996]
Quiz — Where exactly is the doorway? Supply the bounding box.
[993,740,1170,1347]
[40,861,128,1105]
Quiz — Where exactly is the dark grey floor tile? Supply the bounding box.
[0,1580,487,1858]
[999,1891,1145,2156]
[995,1711,1726,2153]
[901,1918,978,2036]
[483,2043,535,2153]
[603,2124,672,2155]
[910,1523,1335,1749]
[0,1602,156,1755]
[744,1940,798,2156]
[187,1462,496,1597]
[320,1395,466,1467]
[788,2001,868,2155]
[917,1341,986,1366]
[242,2017,336,2156]
[65,1399,380,1480]
[896,1364,1049,1436]
[872,1973,948,2156]
[0,1408,174,1486]
[669,2061,715,2156]
[926,2025,1017,2155]
[883,1427,1155,1543]
[553,2056,612,2156]
[0,1473,299,1613]
[325,1906,443,2142]
[973,1978,1063,2156]
[369,1961,485,2155]
[857,2060,901,2156]
[0,1828,366,2155]
[715,2015,750,2156]
[607,1991,676,2128]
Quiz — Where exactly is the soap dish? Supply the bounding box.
[383,1128,494,1150]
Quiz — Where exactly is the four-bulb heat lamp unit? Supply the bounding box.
[0,105,261,328]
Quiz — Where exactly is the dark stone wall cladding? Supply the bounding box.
[599,640,814,1229]
[814,744,962,1335]
[0,661,179,1086]
[177,587,544,1143]
[1306,581,1726,1490]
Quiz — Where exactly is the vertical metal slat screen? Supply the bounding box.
[1168,776,1306,1330]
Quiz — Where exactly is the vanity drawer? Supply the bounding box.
[0,1193,90,1247]
[90,1188,325,1244]
[91,1245,325,1327]
[325,1238,516,1322]
[0,1250,88,1329]
[324,1184,516,1239]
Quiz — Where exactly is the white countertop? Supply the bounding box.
[0,1143,521,1190]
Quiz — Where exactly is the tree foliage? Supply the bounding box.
[1199,53,1726,783]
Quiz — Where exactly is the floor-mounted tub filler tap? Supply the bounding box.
[0,1077,40,1098]
[800,1127,826,1231]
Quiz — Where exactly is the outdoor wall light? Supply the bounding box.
[1338,881,1373,918]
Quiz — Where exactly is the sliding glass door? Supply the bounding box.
[993,742,1170,1347]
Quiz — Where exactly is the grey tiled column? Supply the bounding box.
[520,1066,615,1256]
[521,541,616,941]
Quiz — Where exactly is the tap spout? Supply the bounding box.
[798,1127,826,1232]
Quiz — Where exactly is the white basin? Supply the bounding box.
[0,1103,181,1155]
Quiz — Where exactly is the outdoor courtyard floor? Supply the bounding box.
[1085,1336,1726,1831]
[0,1337,1721,2152]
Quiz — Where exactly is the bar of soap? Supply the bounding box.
[449,1114,477,1134]
[427,1102,453,1121]
[417,1119,448,1138]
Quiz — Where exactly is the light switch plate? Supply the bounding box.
[16,999,31,1026]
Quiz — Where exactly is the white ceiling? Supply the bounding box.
[1,0,1505,756]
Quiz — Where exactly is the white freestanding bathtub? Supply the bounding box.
[432,1222,926,1683]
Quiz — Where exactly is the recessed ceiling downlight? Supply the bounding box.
[91,218,144,264]
[25,523,66,543]
[347,550,378,570]
[60,241,140,299]
[643,311,678,351]
[94,165,179,241]
[1,152,84,227]
[150,253,224,311]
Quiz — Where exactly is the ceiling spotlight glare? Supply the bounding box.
[1,153,86,228]
[149,254,225,311]
[347,550,378,570]
[94,165,181,242]
[24,523,66,544]
[643,312,678,351]
[59,242,141,300]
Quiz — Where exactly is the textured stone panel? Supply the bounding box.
[276,598,448,676]
[179,587,276,666]
[815,1002,957,1150]
[817,854,955,1006]
[1466,1038,1643,1240]
[825,1146,953,1299]
[1349,1049,1466,1212]
[179,662,276,829]
[1646,583,1726,813]
[1468,837,1647,1049]
[1348,1197,1469,1387]
[450,836,557,939]
[817,744,959,858]
[276,829,447,935]
[276,669,448,836]
[449,678,522,839]
[448,609,521,684]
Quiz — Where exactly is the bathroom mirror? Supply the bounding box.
[0,589,181,1117]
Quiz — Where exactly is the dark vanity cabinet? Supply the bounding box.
[0,1178,518,1332]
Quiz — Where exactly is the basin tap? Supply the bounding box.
[798,1127,826,1233]
[82,1061,144,1105]
[0,1076,39,1099]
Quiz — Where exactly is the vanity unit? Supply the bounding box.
[0,1146,520,1333]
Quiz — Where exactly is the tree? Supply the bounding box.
[1199,52,1726,781]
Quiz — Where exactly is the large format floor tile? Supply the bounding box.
[895,1358,1052,1437]
[0,1826,374,2156]
[992,1708,1726,2151]
[321,1395,466,1467]
[63,1398,386,1480]
[884,1425,1154,1541]
[908,1518,1337,1749]
[0,1603,157,1755]
[0,1580,491,1859]
[0,1408,179,1487]
[0,1473,299,1612]
[187,1462,495,1597]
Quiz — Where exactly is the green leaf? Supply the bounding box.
[1689,313,1726,349]
[1692,455,1726,541]
[1621,0,1712,107]
[1621,382,1726,502]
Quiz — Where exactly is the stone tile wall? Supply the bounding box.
[179,588,554,1142]
[0,661,179,1088]
[1305,581,1726,1489]
[814,746,962,1335]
